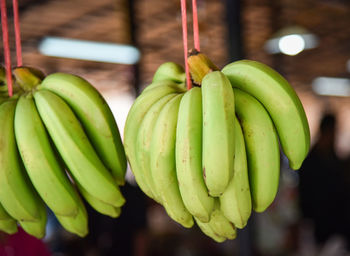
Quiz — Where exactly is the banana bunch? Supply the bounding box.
[124,53,310,242]
[0,66,126,238]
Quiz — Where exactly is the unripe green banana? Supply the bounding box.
[0,100,42,222]
[19,203,47,239]
[201,71,235,196]
[220,117,252,229]
[39,73,127,186]
[56,194,88,237]
[124,83,185,200]
[150,94,193,228]
[77,183,121,218]
[176,87,214,222]
[142,80,186,94]
[15,93,80,217]
[152,62,186,84]
[208,201,237,240]
[222,60,310,170]
[0,203,18,234]
[195,217,226,243]
[135,93,178,203]
[234,89,280,212]
[33,90,124,208]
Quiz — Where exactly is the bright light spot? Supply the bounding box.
[278,34,305,56]
[39,37,140,64]
[312,77,350,97]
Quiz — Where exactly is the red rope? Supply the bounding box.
[192,0,200,51]
[181,0,191,90]
[1,0,13,97]
[13,0,22,67]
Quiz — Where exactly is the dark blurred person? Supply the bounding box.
[298,113,350,246]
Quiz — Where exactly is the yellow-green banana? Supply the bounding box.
[150,94,193,228]
[135,93,178,203]
[208,201,237,240]
[40,73,127,186]
[124,83,185,200]
[176,87,214,222]
[201,71,235,196]
[33,90,124,208]
[222,60,310,170]
[234,89,280,212]
[15,93,80,217]
[220,117,251,228]
[56,195,88,237]
[195,217,226,243]
[142,79,186,95]
[152,62,186,84]
[0,203,18,234]
[77,183,121,218]
[0,100,42,222]
[19,203,47,239]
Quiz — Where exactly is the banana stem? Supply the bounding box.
[187,50,219,85]
[12,67,45,91]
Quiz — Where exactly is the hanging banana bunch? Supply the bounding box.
[124,52,310,242]
[0,66,127,238]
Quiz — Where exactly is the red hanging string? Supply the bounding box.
[192,0,200,51]
[181,0,192,90]
[13,0,22,67]
[1,0,13,97]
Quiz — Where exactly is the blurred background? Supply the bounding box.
[0,0,350,255]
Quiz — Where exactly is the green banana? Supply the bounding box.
[0,203,18,234]
[222,60,310,170]
[19,203,47,239]
[56,195,88,237]
[39,73,127,186]
[77,183,121,218]
[208,201,237,240]
[33,90,125,208]
[142,79,186,94]
[124,83,185,200]
[195,217,226,243]
[135,93,178,203]
[150,94,193,228]
[176,87,214,222]
[0,100,42,222]
[234,89,280,212]
[201,71,235,196]
[152,62,186,84]
[15,93,80,217]
[220,117,251,229]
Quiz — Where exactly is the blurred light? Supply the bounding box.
[103,91,137,185]
[39,37,140,64]
[278,34,305,56]
[347,59,350,73]
[264,26,318,56]
[312,77,350,97]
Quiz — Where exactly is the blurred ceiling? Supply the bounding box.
[0,0,349,155]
